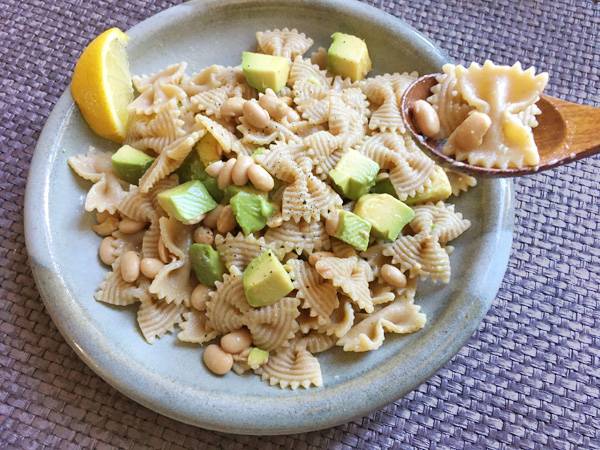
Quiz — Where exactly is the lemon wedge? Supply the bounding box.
[71,28,133,143]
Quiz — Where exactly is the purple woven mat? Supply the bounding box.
[1,0,599,448]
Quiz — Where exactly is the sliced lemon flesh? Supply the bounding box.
[71,28,133,142]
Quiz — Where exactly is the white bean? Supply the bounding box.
[121,251,140,283]
[220,97,246,118]
[203,205,224,229]
[99,237,117,266]
[231,155,253,186]
[217,205,236,234]
[140,258,164,279]
[243,100,270,129]
[203,344,233,375]
[218,158,237,190]
[220,329,252,354]
[193,226,214,245]
[413,100,440,138]
[451,112,492,151]
[205,160,225,178]
[258,90,288,120]
[191,284,210,311]
[380,264,407,288]
[118,218,146,234]
[247,164,274,191]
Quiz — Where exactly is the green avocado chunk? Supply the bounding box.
[243,250,293,308]
[224,185,267,202]
[156,180,217,225]
[177,149,224,202]
[354,193,415,241]
[195,133,222,167]
[329,150,379,200]
[242,51,290,93]
[327,32,372,81]
[189,243,225,287]
[331,210,371,251]
[247,348,269,369]
[230,191,275,235]
[405,166,452,205]
[370,177,396,197]
[111,145,154,185]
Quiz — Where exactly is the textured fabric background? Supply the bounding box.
[1,0,599,448]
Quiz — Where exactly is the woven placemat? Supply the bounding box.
[1,0,599,448]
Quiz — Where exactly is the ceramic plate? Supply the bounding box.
[24,0,513,435]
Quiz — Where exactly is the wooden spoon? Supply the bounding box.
[401,74,600,177]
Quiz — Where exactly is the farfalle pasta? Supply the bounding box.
[68,27,475,390]
[426,60,549,169]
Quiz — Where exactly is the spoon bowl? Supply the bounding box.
[401,74,600,177]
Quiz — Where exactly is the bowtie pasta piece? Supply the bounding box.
[137,297,186,344]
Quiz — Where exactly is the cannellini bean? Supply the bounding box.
[193,226,214,245]
[286,108,300,122]
[243,100,270,129]
[380,264,407,288]
[451,112,492,151]
[413,100,440,138]
[92,216,119,236]
[258,90,288,120]
[218,158,237,190]
[217,205,236,234]
[220,329,252,354]
[140,258,164,279]
[220,96,246,118]
[99,237,117,266]
[247,164,274,191]
[205,160,225,178]
[308,251,335,266]
[119,218,146,234]
[121,251,141,283]
[325,211,340,236]
[203,205,224,229]
[191,284,210,311]
[231,155,253,186]
[203,344,233,375]
[157,238,171,263]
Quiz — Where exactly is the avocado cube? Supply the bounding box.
[224,185,267,202]
[327,32,372,81]
[370,177,397,197]
[332,210,371,251]
[111,145,154,185]
[354,193,415,241]
[190,243,225,287]
[177,150,224,202]
[329,150,379,200]
[195,133,222,167]
[230,191,275,235]
[156,180,217,225]
[405,166,452,206]
[242,51,290,93]
[243,250,294,308]
[247,348,269,369]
